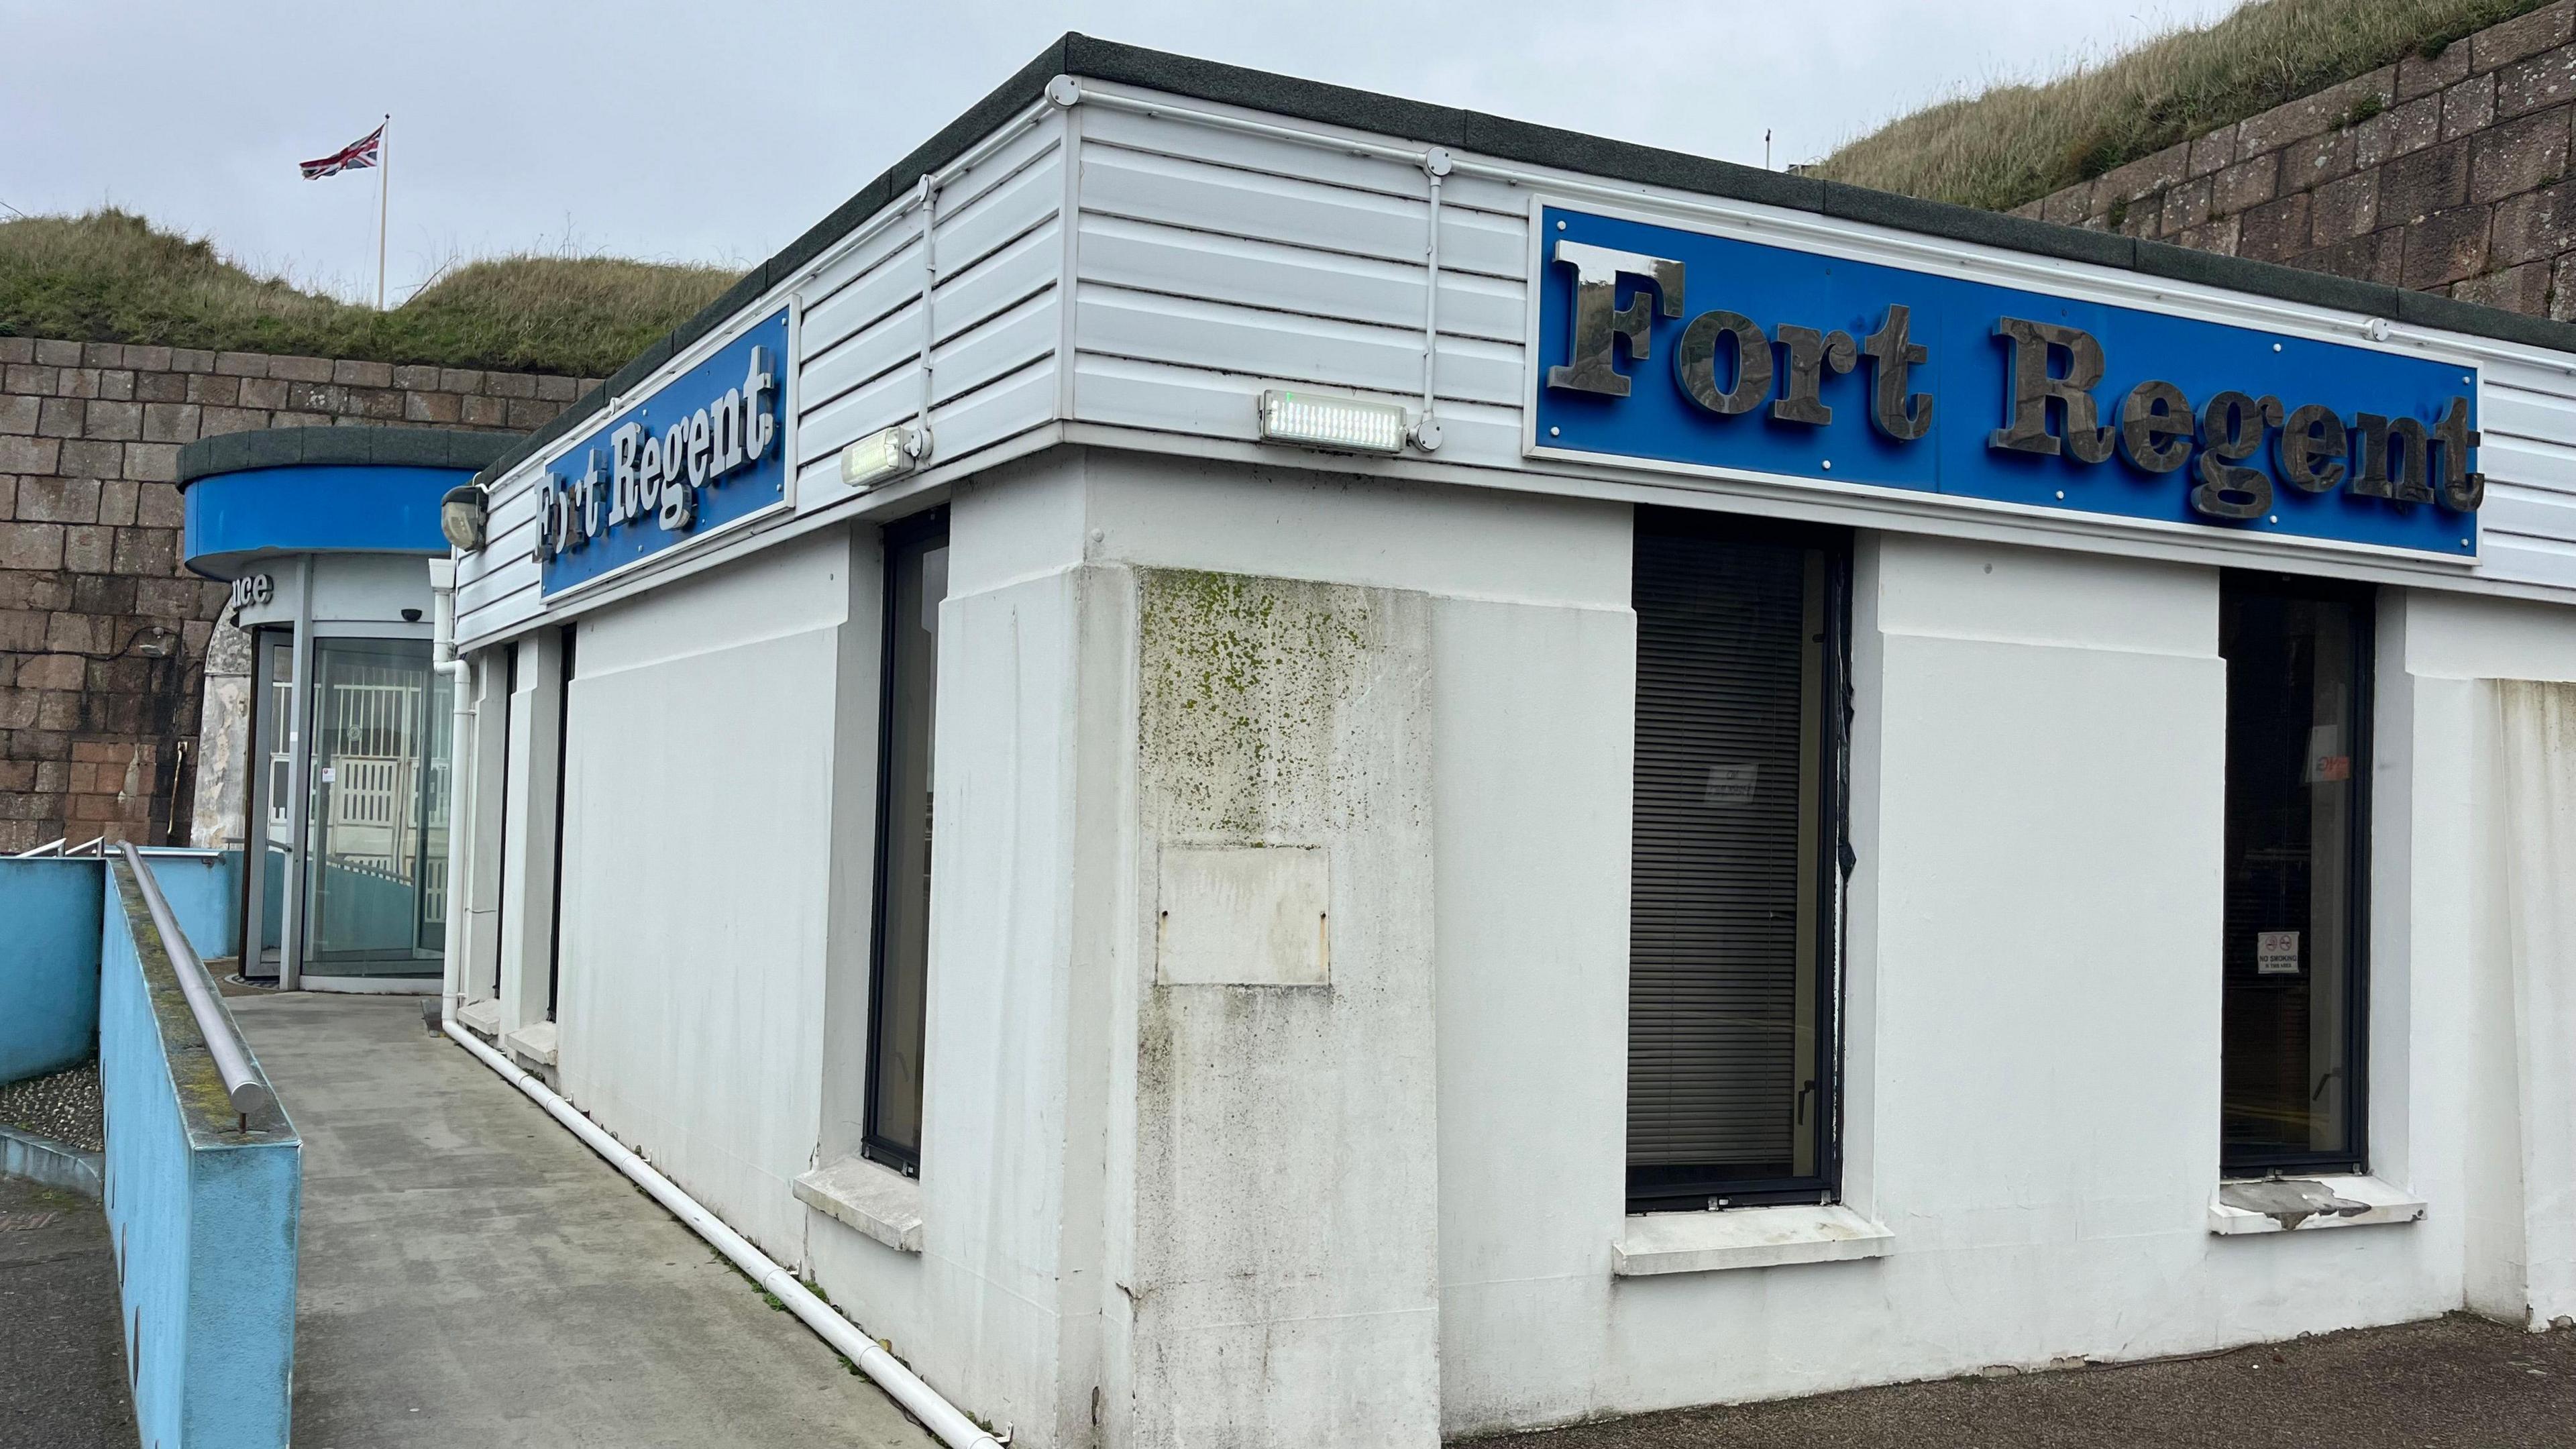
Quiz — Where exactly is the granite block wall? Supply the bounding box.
[2012,1,2576,319]
[0,338,596,852]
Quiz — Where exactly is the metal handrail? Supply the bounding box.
[14,838,66,857]
[116,842,274,1119]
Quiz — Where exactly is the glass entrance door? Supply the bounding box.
[244,629,295,979]
[301,637,449,979]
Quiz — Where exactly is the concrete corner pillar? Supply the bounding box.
[2486,679,2576,1325]
[1110,569,1441,1448]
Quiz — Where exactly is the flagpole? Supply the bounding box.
[376,115,390,309]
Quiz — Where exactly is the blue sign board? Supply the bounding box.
[1531,207,2482,557]
[535,306,790,594]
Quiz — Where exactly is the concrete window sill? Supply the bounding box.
[500,1021,557,1068]
[1614,1203,1893,1276]
[2208,1175,2426,1235]
[795,1155,923,1254]
[455,998,502,1038]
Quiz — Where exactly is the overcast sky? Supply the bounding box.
[3,1,2241,303]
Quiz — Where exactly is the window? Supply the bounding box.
[864,513,949,1174]
[2219,575,2371,1174]
[547,625,575,1022]
[484,645,514,1002]
[1627,509,1847,1212]
[240,628,293,980]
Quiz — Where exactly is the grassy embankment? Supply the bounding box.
[0,208,739,376]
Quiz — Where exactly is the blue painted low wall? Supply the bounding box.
[1,850,237,1086]
[0,857,105,1083]
[101,856,299,1449]
[142,849,238,964]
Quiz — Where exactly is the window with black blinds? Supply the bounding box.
[1628,511,1845,1211]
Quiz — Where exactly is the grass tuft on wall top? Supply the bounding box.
[1810,0,2553,213]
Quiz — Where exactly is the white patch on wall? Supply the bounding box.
[1156,845,1332,986]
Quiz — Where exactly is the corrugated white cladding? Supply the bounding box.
[1067,98,1527,470]
[2470,359,2576,586]
[458,72,2576,653]
[455,111,1071,649]
[794,117,1067,506]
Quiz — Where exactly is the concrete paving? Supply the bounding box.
[1475,1313,2576,1449]
[0,1173,135,1449]
[230,992,937,1449]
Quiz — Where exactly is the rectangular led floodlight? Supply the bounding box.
[1256,390,1407,455]
[840,425,923,491]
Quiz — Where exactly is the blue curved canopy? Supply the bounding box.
[182,464,468,580]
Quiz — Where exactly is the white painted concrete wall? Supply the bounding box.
[548,529,861,1263]
[1428,529,1634,1426]
[2490,680,2576,1326]
[2401,593,2576,1333]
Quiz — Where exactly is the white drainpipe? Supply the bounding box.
[427,556,474,1028]
[440,1021,1006,1448]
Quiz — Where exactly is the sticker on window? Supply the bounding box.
[1703,763,1759,805]
[2305,724,2351,783]
[2256,929,2302,975]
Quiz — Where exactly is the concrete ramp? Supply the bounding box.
[227,993,936,1448]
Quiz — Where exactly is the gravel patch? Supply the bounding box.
[0,1061,105,1152]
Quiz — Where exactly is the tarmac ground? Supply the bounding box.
[1470,1313,2576,1449]
[0,1173,135,1449]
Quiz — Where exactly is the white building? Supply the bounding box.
[437,37,2576,1448]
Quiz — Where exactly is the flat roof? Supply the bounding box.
[182,425,513,486]
[478,32,2576,490]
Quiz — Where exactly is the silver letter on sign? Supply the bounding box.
[659,458,697,531]
[1546,241,1684,398]
[531,477,559,563]
[610,423,645,526]
[686,410,712,487]
[578,447,609,542]
[743,347,778,460]
[712,388,745,475]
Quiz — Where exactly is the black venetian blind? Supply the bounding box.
[1629,513,1837,1205]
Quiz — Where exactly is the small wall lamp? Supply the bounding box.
[439,484,489,552]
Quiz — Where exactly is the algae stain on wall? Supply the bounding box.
[1134,568,1383,840]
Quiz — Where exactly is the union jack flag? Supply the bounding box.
[299,123,383,180]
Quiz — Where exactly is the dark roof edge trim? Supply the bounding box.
[474,32,2576,490]
[178,426,515,487]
